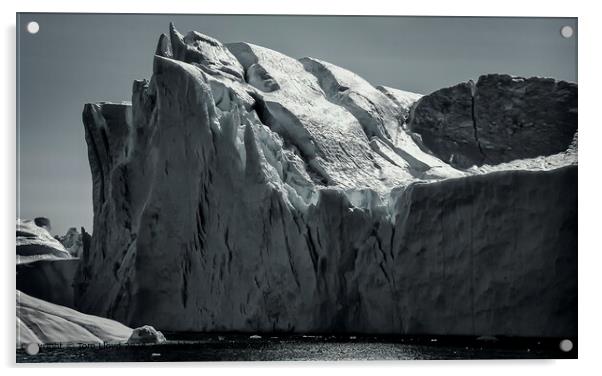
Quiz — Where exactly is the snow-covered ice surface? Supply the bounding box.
[127,325,167,344]
[16,290,132,346]
[74,25,577,337]
[17,219,72,264]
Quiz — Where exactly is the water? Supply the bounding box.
[16,335,576,362]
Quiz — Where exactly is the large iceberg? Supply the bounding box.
[74,24,577,337]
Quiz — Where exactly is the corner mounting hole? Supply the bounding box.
[24,342,39,355]
[560,25,574,39]
[26,21,39,34]
[559,339,573,352]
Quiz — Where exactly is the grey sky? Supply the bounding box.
[16,14,577,235]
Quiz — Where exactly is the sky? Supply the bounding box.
[16,14,577,235]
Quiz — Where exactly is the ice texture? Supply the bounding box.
[74,25,577,337]
[127,325,167,344]
[408,75,577,168]
[17,290,132,346]
[17,219,72,264]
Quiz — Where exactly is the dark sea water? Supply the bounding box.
[16,334,576,363]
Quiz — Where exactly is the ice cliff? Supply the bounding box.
[16,219,88,308]
[75,24,577,337]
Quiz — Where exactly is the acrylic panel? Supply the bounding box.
[16,13,577,362]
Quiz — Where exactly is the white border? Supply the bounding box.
[2,0,600,374]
